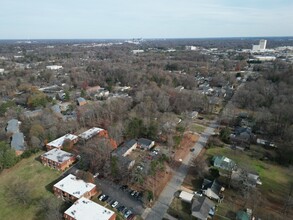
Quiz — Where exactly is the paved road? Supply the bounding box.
[143,120,218,220]
[95,178,145,215]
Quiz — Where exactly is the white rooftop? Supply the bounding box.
[42,148,74,163]
[179,191,194,202]
[65,197,115,220]
[54,174,96,199]
[47,134,78,148]
[78,127,104,140]
[223,157,231,163]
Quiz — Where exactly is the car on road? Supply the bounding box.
[111,201,119,208]
[190,148,195,152]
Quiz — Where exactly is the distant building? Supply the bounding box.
[259,39,267,50]
[46,65,63,70]
[132,49,144,54]
[0,68,4,74]
[53,174,97,202]
[252,39,267,52]
[46,134,79,150]
[64,197,116,220]
[40,148,76,171]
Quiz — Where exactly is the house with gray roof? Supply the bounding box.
[202,178,224,201]
[212,155,237,172]
[191,196,215,220]
[137,138,155,150]
[6,119,21,134]
[11,132,25,155]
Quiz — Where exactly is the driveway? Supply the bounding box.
[143,120,218,220]
[95,178,145,215]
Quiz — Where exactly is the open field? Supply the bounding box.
[0,152,61,220]
[206,147,293,219]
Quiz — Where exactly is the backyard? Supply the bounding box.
[206,146,293,219]
[0,151,61,220]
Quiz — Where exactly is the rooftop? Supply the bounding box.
[11,132,25,151]
[78,127,104,140]
[54,174,96,199]
[112,139,137,156]
[6,119,21,133]
[64,197,115,220]
[47,134,78,148]
[41,148,74,163]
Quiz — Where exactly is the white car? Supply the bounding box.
[111,201,119,208]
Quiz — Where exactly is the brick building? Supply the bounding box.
[40,148,76,171]
[53,174,97,202]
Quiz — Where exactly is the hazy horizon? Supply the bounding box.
[1,0,293,39]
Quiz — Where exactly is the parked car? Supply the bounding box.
[120,185,128,191]
[124,210,133,218]
[111,201,119,208]
[130,190,137,197]
[190,148,195,152]
[117,205,126,213]
[98,194,106,201]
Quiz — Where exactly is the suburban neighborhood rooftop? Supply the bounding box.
[78,127,104,140]
[47,134,78,148]
[42,148,74,163]
[54,174,96,199]
[64,197,115,220]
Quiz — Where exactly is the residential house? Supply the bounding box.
[46,65,63,70]
[53,174,97,202]
[6,119,25,155]
[202,179,224,201]
[111,139,137,169]
[6,119,21,134]
[256,138,276,148]
[64,197,116,220]
[137,138,155,150]
[11,132,25,155]
[40,148,76,171]
[77,97,87,106]
[112,139,137,157]
[230,127,254,146]
[191,196,215,220]
[179,191,194,203]
[46,134,78,150]
[213,156,237,172]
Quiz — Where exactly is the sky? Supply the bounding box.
[1,0,293,39]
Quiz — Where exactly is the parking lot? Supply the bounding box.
[94,178,145,216]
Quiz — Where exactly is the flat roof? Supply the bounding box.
[47,134,78,148]
[54,174,96,199]
[65,197,115,220]
[78,127,104,140]
[41,148,74,163]
[179,191,194,202]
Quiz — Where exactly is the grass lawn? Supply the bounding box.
[206,147,293,219]
[191,123,206,134]
[0,151,61,220]
[167,197,196,220]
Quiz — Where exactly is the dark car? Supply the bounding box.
[117,205,126,213]
[120,185,128,191]
[190,148,195,152]
[101,195,109,202]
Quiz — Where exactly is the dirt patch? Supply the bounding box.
[174,132,199,161]
[143,164,173,200]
